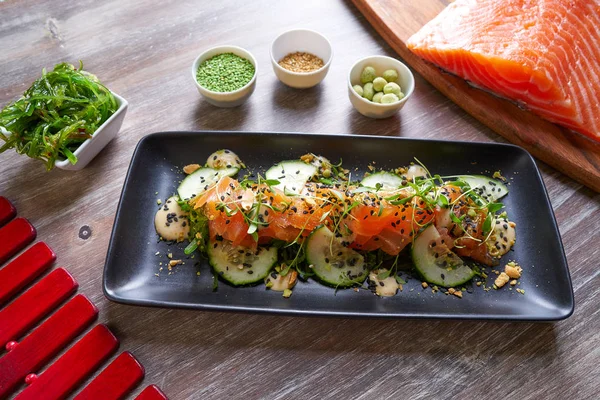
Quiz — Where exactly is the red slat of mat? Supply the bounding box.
[74,351,145,400]
[0,218,36,265]
[0,197,16,227]
[0,268,77,346]
[0,295,98,398]
[15,324,119,400]
[136,385,168,400]
[0,242,56,305]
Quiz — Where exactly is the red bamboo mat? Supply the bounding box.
[0,196,167,400]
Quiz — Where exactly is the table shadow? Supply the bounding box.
[344,108,403,136]
[192,100,249,131]
[270,81,323,111]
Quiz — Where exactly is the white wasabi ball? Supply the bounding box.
[383,82,402,97]
[383,69,399,82]
[380,93,399,104]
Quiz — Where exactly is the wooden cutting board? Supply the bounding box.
[351,0,600,192]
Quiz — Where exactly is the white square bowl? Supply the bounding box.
[54,92,128,170]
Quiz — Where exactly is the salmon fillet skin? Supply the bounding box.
[407,0,600,143]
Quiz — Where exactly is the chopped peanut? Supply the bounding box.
[287,270,298,288]
[421,282,429,289]
[168,259,182,270]
[183,164,201,174]
[505,263,523,279]
[494,272,510,288]
[300,153,314,163]
[510,280,518,286]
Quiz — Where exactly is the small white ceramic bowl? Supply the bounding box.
[348,56,415,119]
[270,29,333,89]
[191,45,257,107]
[55,93,128,171]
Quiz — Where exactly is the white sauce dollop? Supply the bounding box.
[369,270,400,297]
[206,150,244,170]
[266,271,297,291]
[154,196,190,242]
[486,218,516,257]
[405,165,428,181]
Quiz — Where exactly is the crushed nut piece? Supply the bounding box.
[421,282,429,289]
[300,153,315,163]
[183,164,201,174]
[494,272,510,288]
[288,270,298,288]
[510,279,518,286]
[505,262,523,279]
[168,259,182,268]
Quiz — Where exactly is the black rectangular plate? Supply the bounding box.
[103,131,574,321]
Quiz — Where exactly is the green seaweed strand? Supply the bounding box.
[0,62,118,170]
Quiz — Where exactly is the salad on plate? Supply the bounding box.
[154,149,519,298]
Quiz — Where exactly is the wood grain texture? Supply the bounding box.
[351,0,600,192]
[0,0,598,399]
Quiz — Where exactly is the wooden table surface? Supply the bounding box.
[1,1,599,399]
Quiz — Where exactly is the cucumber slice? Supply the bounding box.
[208,239,278,286]
[457,175,508,202]
[177,167,238,201]
[306,226,368,287]
[411,225,475,287]
[265,161,317,194]
[361,171,404,190]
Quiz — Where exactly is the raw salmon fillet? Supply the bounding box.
[407,0,600,142]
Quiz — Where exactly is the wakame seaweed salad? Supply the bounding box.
[0,62,118,170]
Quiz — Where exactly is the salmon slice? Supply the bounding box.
[407,0,600,142]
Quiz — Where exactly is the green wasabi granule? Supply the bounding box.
[196,53,255,92]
